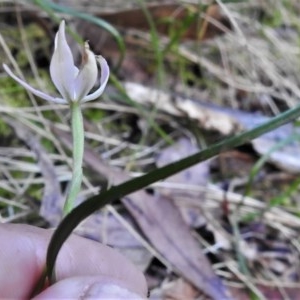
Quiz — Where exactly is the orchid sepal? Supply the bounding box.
[2,64,67,104]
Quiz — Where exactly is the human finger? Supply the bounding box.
[0,224,147,298]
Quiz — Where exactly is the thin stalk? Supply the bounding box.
[63,102,84,215]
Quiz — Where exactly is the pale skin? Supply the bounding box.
[0,224,147,299]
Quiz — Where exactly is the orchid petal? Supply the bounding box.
[3,64,67,104]
[82,56,110,103]
[50,20,78,101]
[74,42,98,101]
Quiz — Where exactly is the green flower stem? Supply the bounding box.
[30,102,85,295]
[63,102,84,216]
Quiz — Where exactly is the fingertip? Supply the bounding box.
[33,276,147,299]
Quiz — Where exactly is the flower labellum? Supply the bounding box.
[3,20,109,104]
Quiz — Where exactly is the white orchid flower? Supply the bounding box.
[3,20,109,104]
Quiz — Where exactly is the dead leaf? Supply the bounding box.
[156,138,210,228]
[4,117,63,225]
[75,208,153,271]
[95,3,230,41]
[217,150,257,178]
[156,138,210,185]
[163,278,199,300]
[125,82,239,135]
[221,109,300,174]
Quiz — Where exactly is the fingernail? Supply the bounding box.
[83,282,144,299]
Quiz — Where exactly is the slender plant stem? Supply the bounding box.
[63,102,84,215]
